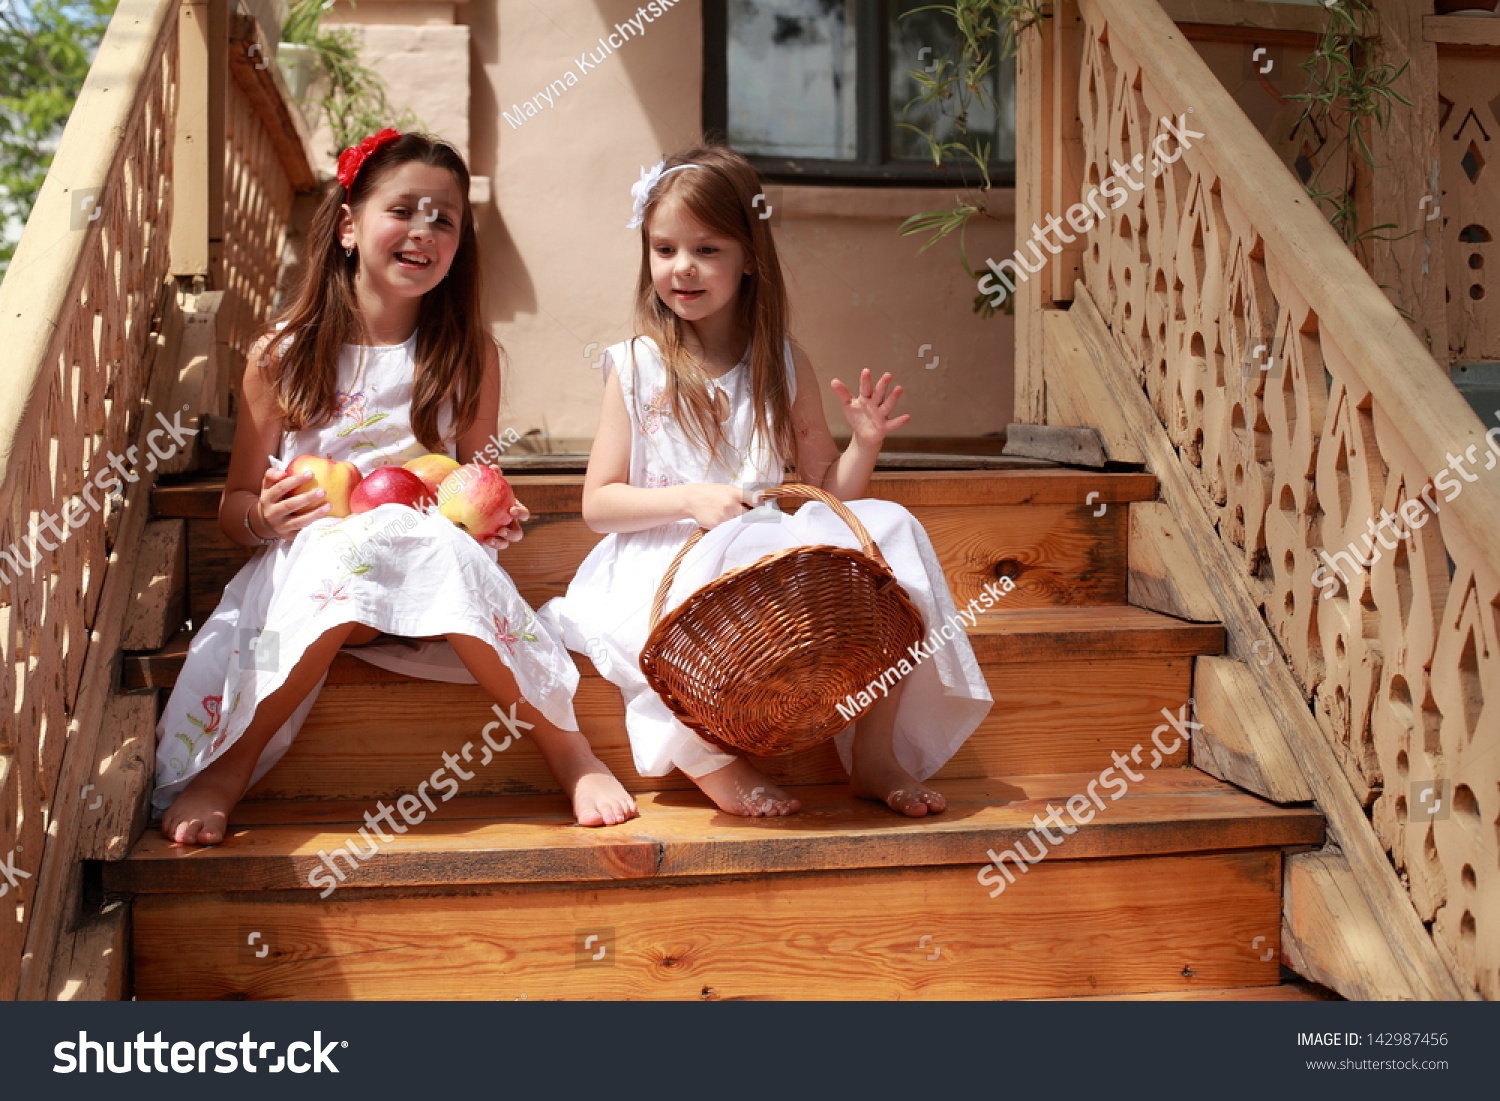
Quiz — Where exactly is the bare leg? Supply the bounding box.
[447,633,638,827]
[161,621,382,845]
[848,681,946,817]
[691,758,801,817]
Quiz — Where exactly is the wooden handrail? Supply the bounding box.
[0,0,311,998]
[1026,0,1493,999]
[0,0,177,504]
[1088,0,1500,584]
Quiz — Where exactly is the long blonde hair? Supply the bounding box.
[634,144,798,474]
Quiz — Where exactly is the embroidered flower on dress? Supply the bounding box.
[311,578,351,613]
[491,614,538,656]
[335,390,367,420]
[641,385,670,435]
[645,472,685,489]
[186,695,222,734]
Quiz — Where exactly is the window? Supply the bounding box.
[703,0,1017,186]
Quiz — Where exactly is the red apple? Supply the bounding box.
[403,453,461,495]
[350,466,434,514]
[437,464,516,540]
[286,454,362,518]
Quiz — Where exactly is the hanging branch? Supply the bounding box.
[895,0,1041,317]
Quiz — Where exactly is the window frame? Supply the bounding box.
[702,0,1017,188]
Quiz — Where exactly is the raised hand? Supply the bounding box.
[829,369,911,447]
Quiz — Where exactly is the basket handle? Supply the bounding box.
[648,483,892,629]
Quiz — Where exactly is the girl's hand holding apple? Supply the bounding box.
[437,463,521,548]
[254,464,333,539]
[480,501,531,551]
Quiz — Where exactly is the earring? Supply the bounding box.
[345,247,353,258]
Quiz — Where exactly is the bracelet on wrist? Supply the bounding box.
[244,500,280,546]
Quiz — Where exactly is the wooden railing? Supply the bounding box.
[0,0,312,999]
[1018,0,1495,999]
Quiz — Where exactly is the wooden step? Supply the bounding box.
[110,770,1321,893]
[127,852,1291,1000]
[124,605,1222,687]
[125,607,1222,800]
[117,769,1322,1000]
[150,469,1160,519]
[966,605,1222,661]
[155,469,1159,623]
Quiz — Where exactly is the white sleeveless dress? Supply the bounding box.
[539,336,992,780]
[151,332,580,812]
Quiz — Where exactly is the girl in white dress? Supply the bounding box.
[155,131,637,845]
[541,145,992,817]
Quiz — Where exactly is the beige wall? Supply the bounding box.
[326,0,1016,442]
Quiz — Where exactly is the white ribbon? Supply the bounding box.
[626,159,700,229]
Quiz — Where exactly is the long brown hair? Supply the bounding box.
[262,132,491,452]
[634,144,798,474]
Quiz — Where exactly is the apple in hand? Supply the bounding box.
[437,463,516,540]
[350,465,434,513]
[286,454,362,518]
[403,453,461,495]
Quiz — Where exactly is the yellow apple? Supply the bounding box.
[286,454,362,518]
[403,453,461,496]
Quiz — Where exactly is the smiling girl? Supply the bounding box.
[153,131,637,845]
[541,145,992,817]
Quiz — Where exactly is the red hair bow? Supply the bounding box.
[336,128,402,191]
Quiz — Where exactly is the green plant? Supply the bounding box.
[1286,0,1412,260]
[281,0,420,157]
[895,0,1040,317]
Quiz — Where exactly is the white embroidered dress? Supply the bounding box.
[152,332,579,812]
[539,336,992,780]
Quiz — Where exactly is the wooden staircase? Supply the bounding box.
[108,465,1326,1000]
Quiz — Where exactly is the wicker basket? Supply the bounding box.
[638,484,925,757]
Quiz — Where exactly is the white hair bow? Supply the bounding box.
[627,159,699,229]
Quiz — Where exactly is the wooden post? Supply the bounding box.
[1367,0,1447,365]
[170,0,227,285]
[171,0,209,279]
[1013,6,1044,423]
[1047,1,1085,308]
[1015,3,1082,424]
[207,0,227,289]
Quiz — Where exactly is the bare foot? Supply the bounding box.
[694,758,801,817]
[160,759,255,845]
[850,759,947,817]
[550,752,638,826]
